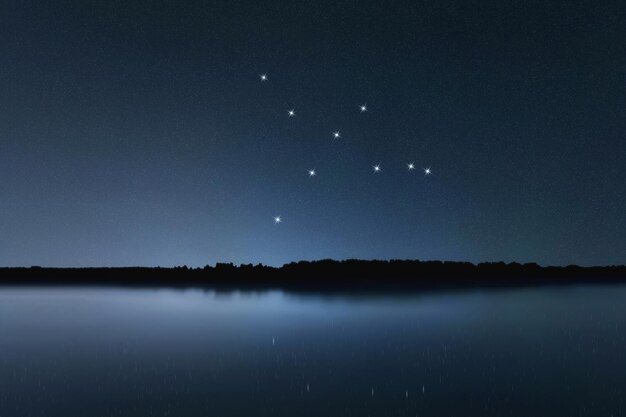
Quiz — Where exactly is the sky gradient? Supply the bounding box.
[1,0,625,267]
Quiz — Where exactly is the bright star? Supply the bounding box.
[308,169,316,177]
[273,216,281,224]
[332,131,341,139]
[288,109,295,117]
[407,163,415,170]
[359,104,367,112]
[424,167,432,176]
[260,73,268,82]
[373,164,381,173]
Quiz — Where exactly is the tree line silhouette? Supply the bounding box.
[1,259,625,292]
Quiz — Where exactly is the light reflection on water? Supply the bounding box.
[0,285,624,416]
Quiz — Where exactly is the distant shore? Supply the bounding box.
[1,260,625,292]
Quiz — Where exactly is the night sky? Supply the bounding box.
[1,0,624,267]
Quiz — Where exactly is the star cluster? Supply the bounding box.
[259,74,432,225]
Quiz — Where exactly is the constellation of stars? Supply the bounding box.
[260,73,433,224]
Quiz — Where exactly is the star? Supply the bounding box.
[359,104,367,112]
[332,131,341,139]
[287,109,295,117]
[273,216,281,224]
[424,167,432,176]
[373,164,381,173]
[308,169,316,177]
[407,162,415,170]
[259,73,268,82]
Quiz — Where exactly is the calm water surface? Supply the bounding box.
[0,285,624,416]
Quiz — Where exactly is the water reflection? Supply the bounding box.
[0,285,624,416]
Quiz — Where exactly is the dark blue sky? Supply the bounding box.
[1,0,624,267]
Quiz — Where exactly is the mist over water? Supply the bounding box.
[1,285,624,416]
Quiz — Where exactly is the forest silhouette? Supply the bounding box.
[1,260,625,292]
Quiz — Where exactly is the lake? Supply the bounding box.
[0,285,624,416]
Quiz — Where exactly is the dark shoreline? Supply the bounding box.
[1,260,625,292]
